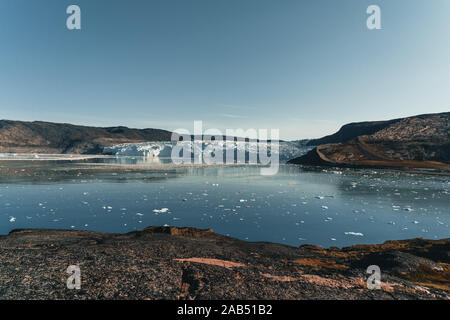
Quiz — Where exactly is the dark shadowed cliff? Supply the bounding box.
[289,112,450,171]
[0,120,173,154]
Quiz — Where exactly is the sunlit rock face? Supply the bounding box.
[103,141,313,163]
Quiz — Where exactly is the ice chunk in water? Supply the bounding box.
[344,232,364,236]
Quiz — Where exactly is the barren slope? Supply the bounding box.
[289,112,450,171]
[0,120,173,154]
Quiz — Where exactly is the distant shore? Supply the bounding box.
[0,226,448,300]
[0,153,114,161]
[288,146,450,176]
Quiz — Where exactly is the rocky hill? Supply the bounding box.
[306,119,402,146]
[0,226,448,299]
[0,120,173,154]
[289,112,450,171]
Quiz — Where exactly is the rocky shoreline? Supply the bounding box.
[0,226,448,300]
[288,145,450,175]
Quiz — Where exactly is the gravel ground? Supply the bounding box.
[0,226,448,300]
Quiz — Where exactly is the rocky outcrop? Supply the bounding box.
[0,120,173,154]
[289,112,450,171]
[0,226,448,300]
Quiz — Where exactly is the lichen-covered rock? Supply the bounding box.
[0,227,448,300]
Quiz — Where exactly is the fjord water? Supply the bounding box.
[0,159,448,248]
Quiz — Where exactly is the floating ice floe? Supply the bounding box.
[153,208,170,213]
[344,232,364,236]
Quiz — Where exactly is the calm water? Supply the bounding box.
[0,159,449,248]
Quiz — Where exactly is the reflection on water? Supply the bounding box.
[0,157,448,248]
[101,156,172,165]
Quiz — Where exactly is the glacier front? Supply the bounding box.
[103,141,312,163]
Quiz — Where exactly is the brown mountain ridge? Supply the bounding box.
[0,120,173,154]
[289,112,450,171]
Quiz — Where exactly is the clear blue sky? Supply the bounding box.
[0,0,449,140]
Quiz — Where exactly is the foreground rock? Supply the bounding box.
[290,112,450,172]
[0,227,448,300]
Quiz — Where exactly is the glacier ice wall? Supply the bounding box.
[103,141,312,163]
